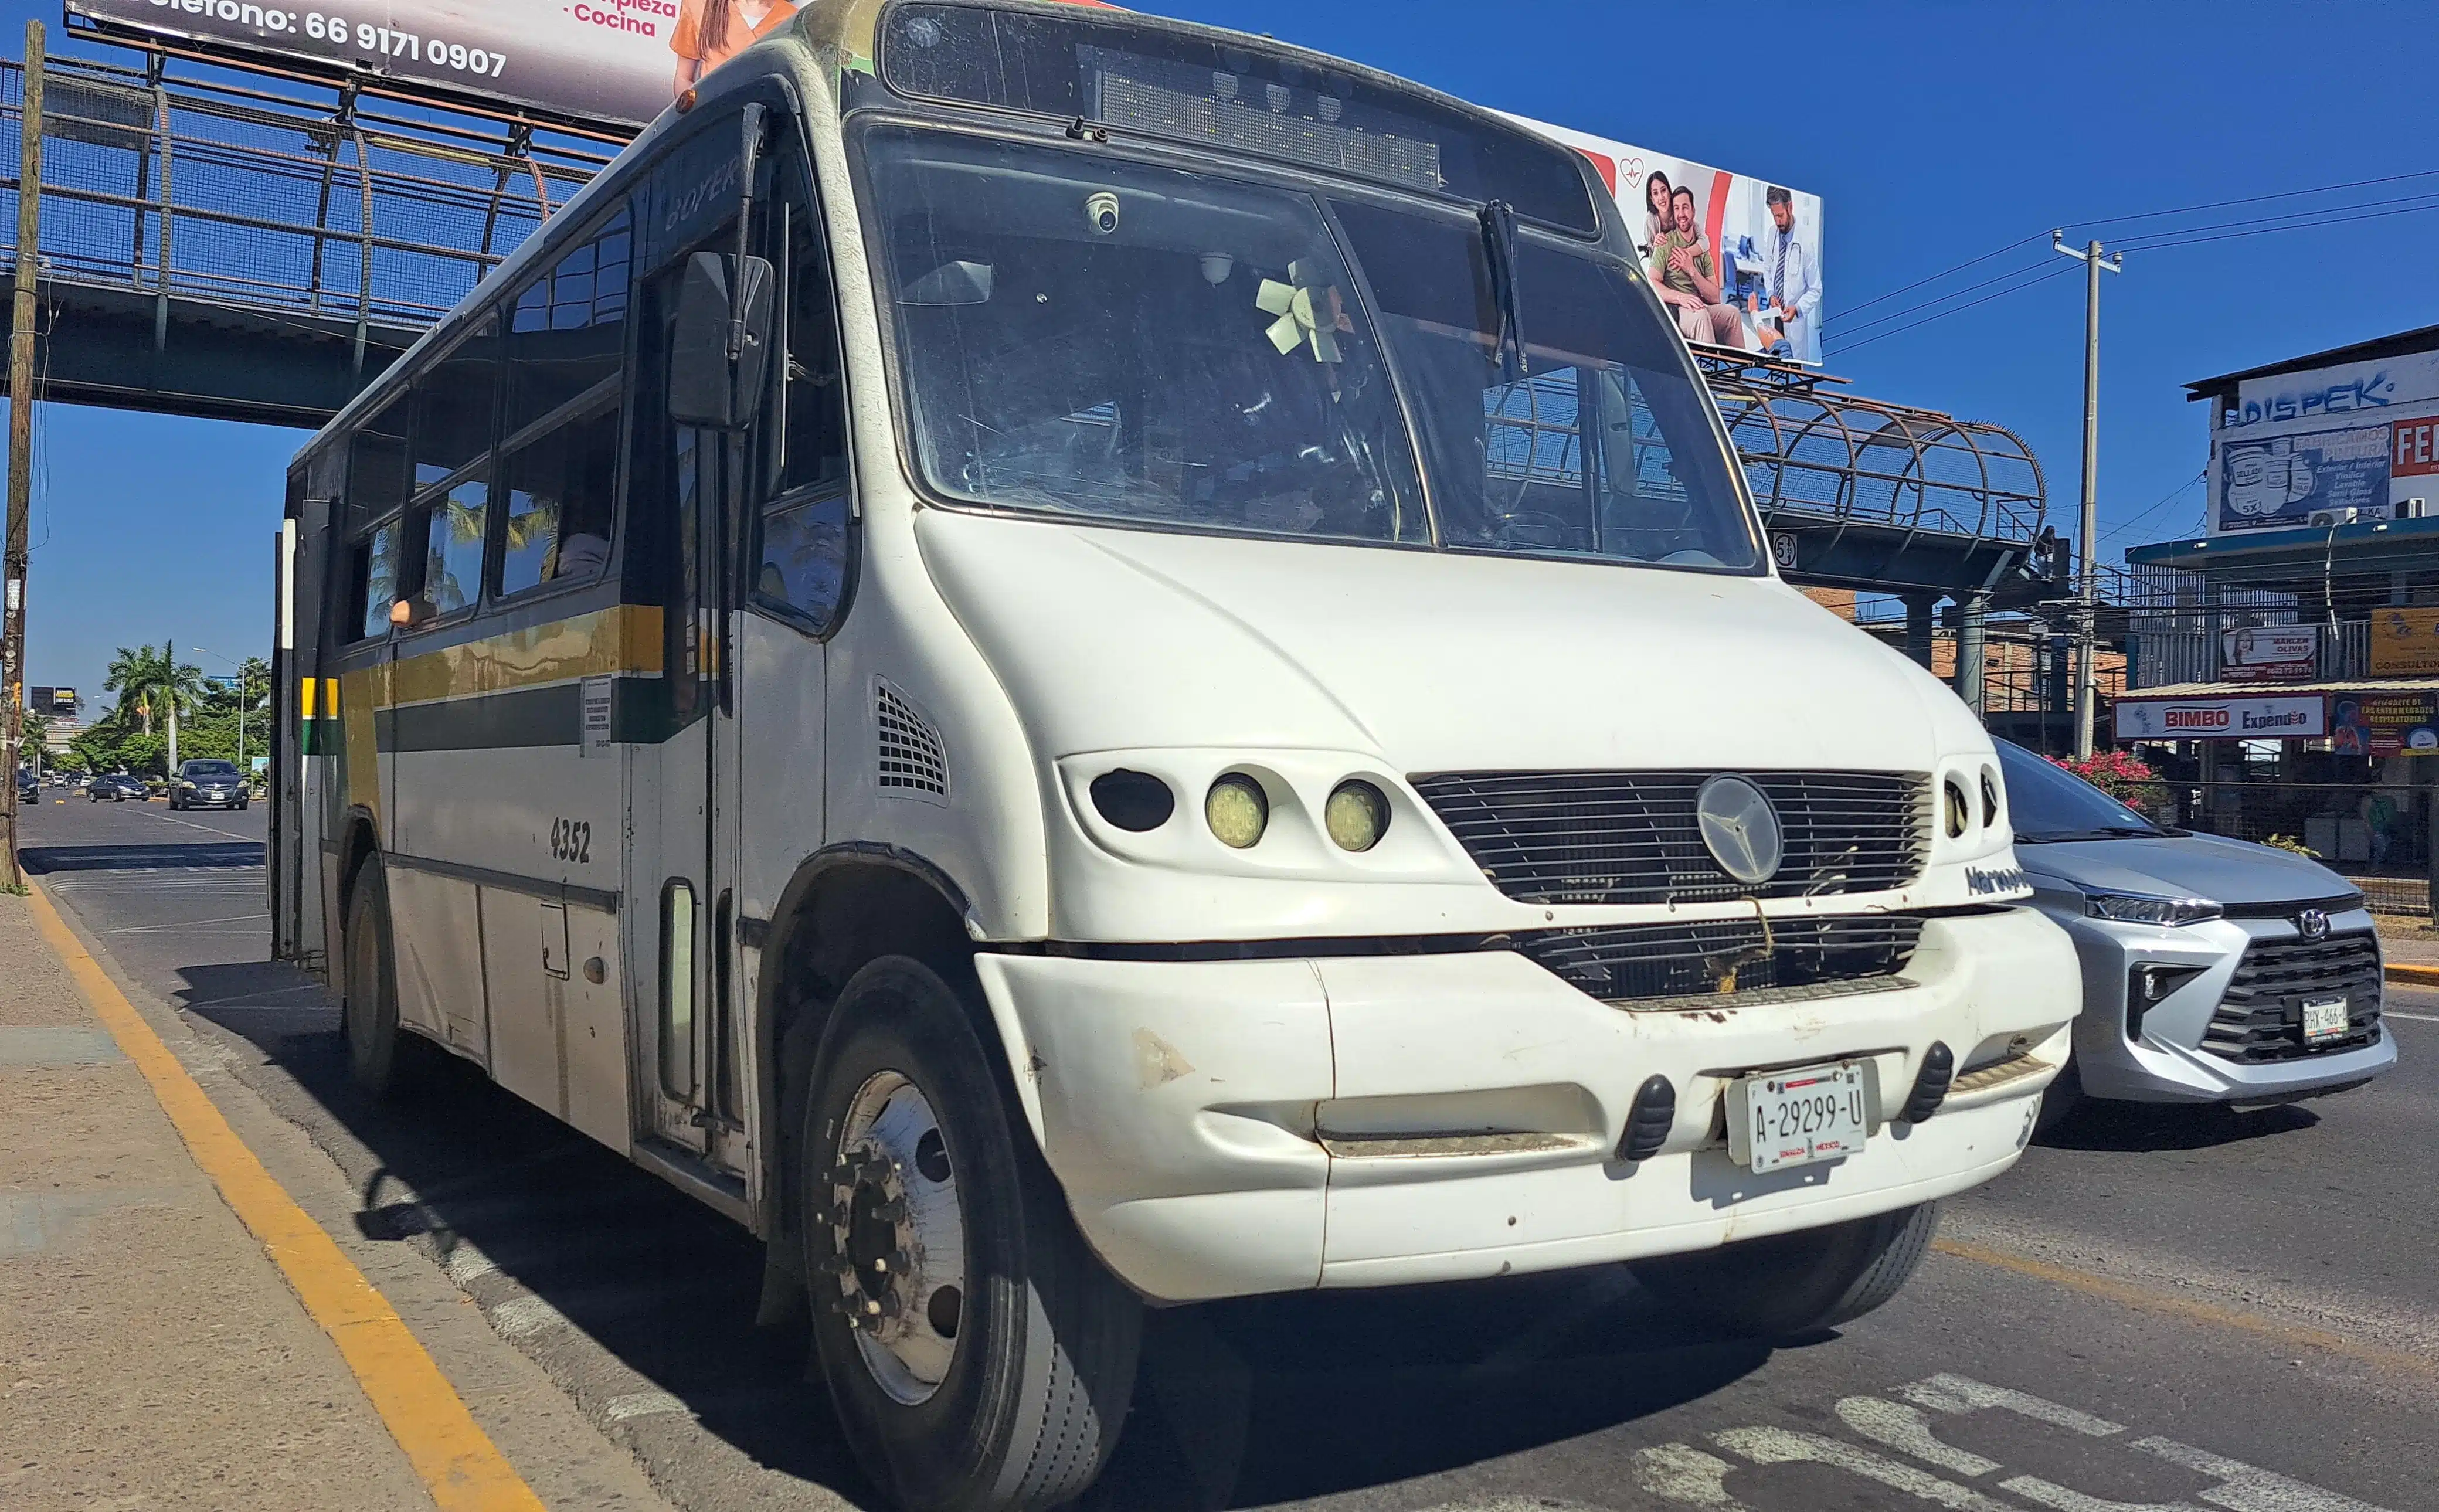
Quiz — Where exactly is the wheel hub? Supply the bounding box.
[822,1071,966,1405]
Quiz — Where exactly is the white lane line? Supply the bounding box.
[2384,1010,2439,1022]
[107,913,269,935]
[141,808,260,840]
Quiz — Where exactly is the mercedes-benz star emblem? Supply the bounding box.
[1696,774,1784,885]
[2298,908,2329,941]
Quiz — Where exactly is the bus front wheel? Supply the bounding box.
[1629,1200,1941,1339]
[801,956,1140,1512]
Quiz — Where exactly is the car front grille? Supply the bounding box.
[2203,932,2383,1063]
[1412,770,1931,906]
[1516,913,1924,1007]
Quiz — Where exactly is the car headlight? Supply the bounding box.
[1204,773,1270,850]
[1324,780,1390,852]
[2085,891,2221,926]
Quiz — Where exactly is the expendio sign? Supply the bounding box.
[2115,694,2326,741]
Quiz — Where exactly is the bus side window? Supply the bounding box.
[404,319,501,620]
[497,204,631,599]
[750,148,851,635]
[343,399,409,642]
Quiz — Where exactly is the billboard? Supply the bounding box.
[63,0,816,129]
[2114,693,2325,742]
[2332,691,2439,758]
[2369,606,2439,675]
[27,686,76,715]
[2217,624,2318,683]
[2209,348,2439,535]
[1507,113,1824,366]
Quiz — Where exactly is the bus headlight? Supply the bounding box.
[1324,779,1390,852]
[1205,774,1269,849]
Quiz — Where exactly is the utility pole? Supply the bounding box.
[2053,230,2124,761]
[2,20,43,893]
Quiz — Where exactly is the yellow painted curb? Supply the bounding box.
[23,879,548,1512]
[2386,962,2439,987]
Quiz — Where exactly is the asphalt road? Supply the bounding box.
[19,793,2437,1512]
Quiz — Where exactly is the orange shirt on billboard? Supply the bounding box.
[671,1,800,76]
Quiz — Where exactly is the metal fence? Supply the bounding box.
[2139,779,2431,915]
[0,47,610,346]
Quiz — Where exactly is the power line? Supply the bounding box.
[1825,263,2078,359]
[1831,167,2439,349]
[1836,232,2050,321]
[2097,470,2206,546]
[1831,253,2066,342]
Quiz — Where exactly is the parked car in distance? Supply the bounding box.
[86,773,146,803]
[1998,739,2393,1125]
[13,767,33,804]
[169,759,249,811]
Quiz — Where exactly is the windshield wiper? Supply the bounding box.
[1478,199,1527,385]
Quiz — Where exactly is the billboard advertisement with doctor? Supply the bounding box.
[1506,113,1824,366]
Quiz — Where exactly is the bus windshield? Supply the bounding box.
[864,126,1756,569]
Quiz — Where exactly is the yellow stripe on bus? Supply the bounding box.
[380,603,665,711]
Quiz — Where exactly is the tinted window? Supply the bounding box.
[500,402,621,597]
[508,206,633,433]
[413,477,490,616]
[182,761,238,777]
[755,151,852,631]
[1996,740,2165,841]
[868,128,1426,546]
[345,399,409,537]
[1333,199,1758,570]
[355,519,399,641]
[412,318,500,488]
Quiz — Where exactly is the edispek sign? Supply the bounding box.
[65,0,790,130]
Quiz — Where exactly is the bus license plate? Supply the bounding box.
[1735,1061,1868,1173]
[2301,996,2349,1043]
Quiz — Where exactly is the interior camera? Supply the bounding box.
[1085,191,1120,235]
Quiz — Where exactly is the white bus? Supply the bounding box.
[269,3,2080,1507]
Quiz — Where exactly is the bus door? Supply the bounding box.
[641,110,850,1190]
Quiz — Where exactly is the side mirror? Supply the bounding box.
[669,250,776,429]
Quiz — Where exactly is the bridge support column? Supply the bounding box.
[1954,590,1990,716]
[1903,593,1939,671]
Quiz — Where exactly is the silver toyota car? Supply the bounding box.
[1996,740,2396,1121]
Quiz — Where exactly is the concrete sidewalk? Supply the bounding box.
[0,890,437,1510]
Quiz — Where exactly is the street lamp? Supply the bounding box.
[188,647,257,782]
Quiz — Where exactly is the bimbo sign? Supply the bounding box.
[2114,694,2325,741]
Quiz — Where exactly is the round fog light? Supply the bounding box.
[1205,774,1269,850]
[1324,780,1390,852]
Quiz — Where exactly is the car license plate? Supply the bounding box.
[2301,996,2349,1043]
[1733,1061,1868,1173]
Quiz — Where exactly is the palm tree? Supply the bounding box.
[104,642,205,771]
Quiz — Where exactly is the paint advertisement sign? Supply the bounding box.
[1507,113,1824,366]
[2216,624,2318,683]
[2114,694,2325,742]
[2209,348,2439,536]
[2332,691,2439,758]
[2369,606,2439,675]
[64,0,812,128]
[2216,425,2390,534]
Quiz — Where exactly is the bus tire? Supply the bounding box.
[801,956,1140,1512]
[1629,1200,1940,1339]
[341,857,430,1099]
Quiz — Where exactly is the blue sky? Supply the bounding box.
[12,0,2437,713]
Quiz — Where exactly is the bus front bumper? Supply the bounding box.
[975,905,2078,1303]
